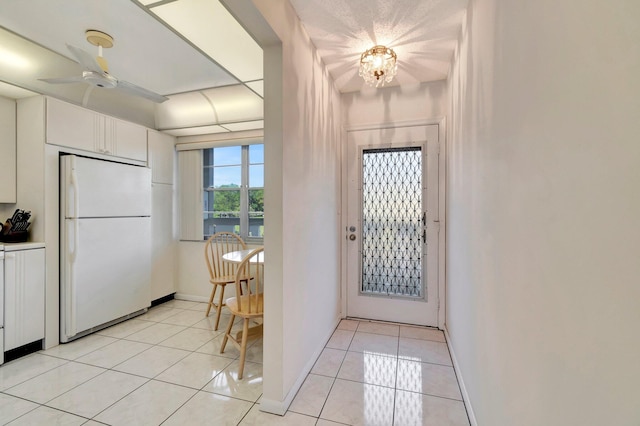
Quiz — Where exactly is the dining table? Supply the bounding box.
[221,247,264,264]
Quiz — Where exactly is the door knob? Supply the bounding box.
[349,234,356,241]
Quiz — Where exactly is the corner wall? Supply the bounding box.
[251,0,343,412]
[446,0,640,424]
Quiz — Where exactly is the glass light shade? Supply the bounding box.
[359,45,398,87]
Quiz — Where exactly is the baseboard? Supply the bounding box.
[444,326,478,426]
[174,293,209,303]
[260,314,343,415]
[259,398,288,416]
[150,293,175,307]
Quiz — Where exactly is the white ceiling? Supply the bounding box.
[0,0,467,135]
[288,0,468,92]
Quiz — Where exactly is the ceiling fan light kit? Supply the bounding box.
[38,29,168,103]
[359,45,397,88]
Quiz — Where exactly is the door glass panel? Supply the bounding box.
[361,147,423,297]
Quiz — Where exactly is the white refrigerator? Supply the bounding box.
[60,155,152,343]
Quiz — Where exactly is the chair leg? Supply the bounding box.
[220,314,235,354]
[237,318,250,380]
[206,284,217,317]
[214,285,226,331]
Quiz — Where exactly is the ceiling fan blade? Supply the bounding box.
[39,76,85,84]
[66,44,104,73]
[116,80,169,103]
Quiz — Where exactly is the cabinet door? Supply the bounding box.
[46,98,103,152]
[148,130,175,184]
[151,183,176,300]
[0,96,16,203]
[107,118,148,162]
[4,248,45,351]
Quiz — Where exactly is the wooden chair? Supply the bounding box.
[204,232,251,331]
[220,246,264,379]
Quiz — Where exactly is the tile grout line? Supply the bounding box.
[1,301,260,424]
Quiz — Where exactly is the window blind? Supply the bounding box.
[178,150,203,241]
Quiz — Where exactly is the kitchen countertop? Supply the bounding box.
[1,242,45,251]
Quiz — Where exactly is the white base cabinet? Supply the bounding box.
[4,247,45,351]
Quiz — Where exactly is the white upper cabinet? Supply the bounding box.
[106,118,148,162]
[0,96,16,203]
[46,98,102,152]
[148,130,175,184]
[46,97,147,162]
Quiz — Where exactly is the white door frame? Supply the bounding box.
[341,118,447,328]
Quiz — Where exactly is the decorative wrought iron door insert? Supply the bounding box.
[360,147,424,298]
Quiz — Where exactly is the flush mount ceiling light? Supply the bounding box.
[359,45,397,87]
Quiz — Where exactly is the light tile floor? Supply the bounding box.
[0,300,469,425]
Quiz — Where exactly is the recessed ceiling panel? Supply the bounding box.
[155,91,219,129]
[201,85,263,124]
[222,120,263,132]
[0,0,239,96]
[245,80,264,97]
[151,0,263,82]
[0,81,37,99]
[164,125,229,137]
[156,84,263,130]
[0,27,97,102]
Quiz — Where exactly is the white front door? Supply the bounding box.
[346,125,439,326]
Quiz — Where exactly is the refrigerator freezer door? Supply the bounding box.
[62,155,151,219]
[60,216,151,342]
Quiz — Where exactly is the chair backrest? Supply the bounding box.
[204,232,247,281]
[234,246,264,315]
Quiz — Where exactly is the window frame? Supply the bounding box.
[203,143,264,243]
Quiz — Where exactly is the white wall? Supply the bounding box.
[446,0,640,424]
[342,80,447,126]
[176,240,261,301]
[251,0,343,413]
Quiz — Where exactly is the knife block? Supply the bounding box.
[0,230,29,243]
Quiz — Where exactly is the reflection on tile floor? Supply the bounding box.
[291,320,470,426]
[0,300,469,425]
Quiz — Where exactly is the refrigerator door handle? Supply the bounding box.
[69,161,79,219]
[66,219,78,337]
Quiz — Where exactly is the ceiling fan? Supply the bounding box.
[40,30,168,103]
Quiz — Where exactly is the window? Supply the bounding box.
[203,144,264,241]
